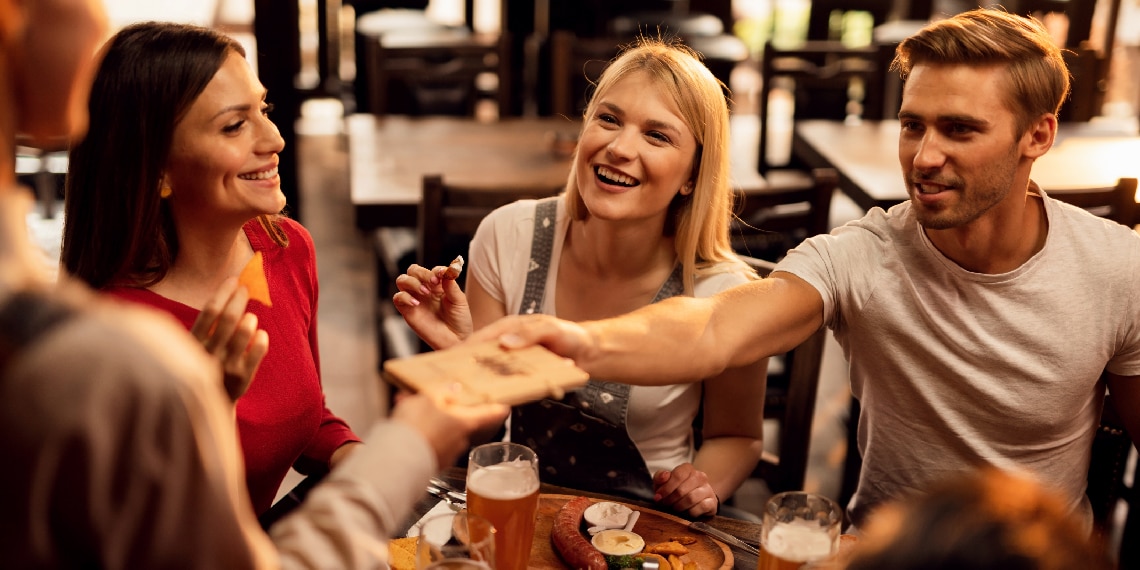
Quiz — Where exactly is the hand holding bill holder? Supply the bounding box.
[383,339,589,406]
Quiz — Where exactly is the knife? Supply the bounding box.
[689,521,761,557]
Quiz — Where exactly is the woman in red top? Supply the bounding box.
[61,22,361,517]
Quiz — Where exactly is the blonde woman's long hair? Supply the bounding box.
[563,37,756,294]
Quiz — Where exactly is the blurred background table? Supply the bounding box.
[348,113,770,231]
[792,119,1140,212]
[349,114,579,230]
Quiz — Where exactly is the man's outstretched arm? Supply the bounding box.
[471,272,824,386]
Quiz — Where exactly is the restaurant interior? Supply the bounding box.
[18,0,1140,567]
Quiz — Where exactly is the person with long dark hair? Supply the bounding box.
[61,22,359,518]
[2,6,507,567]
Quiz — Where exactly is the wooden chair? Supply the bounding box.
[1007,0,1126,121]
[838,379,1137,565]
[758,40,895,175]
[735,255,829,496]
[374,175,563,368]
[803,0,893,42]
[417,174,563,275]
[550,31,620,118]
[1087,393,1138,568]
[549,27,746,118]
[355,10,510,117]
[1050,177,1139,227]
[732,167,838,262]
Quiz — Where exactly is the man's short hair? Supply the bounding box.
[892,8,1070,134]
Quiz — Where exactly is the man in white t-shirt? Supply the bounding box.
[471,8,1140,530]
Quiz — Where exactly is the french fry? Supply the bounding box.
[647,541,689,556]
[668,554,684,570]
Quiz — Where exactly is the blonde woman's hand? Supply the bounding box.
[190,277,269,402]
[392,263,472,350]
[653,463,719,518]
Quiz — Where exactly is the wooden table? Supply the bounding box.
[399,467,763,570]
[349,114,579,230]
[792,119,1140,211]
[348,114,770,231]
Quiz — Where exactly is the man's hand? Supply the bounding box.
[468,313,595,365]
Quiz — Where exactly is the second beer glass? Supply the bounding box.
[758,491,842,570]
[466,442,540,570]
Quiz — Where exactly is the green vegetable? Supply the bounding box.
[605,554,642,569]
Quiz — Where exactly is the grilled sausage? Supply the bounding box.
[552,496,607,570]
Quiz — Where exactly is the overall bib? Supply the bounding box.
[509,198,684,501]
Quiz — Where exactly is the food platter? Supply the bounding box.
[529,494,733,569]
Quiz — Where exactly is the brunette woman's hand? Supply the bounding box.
[191,277,269,402]
[392,263,472,350]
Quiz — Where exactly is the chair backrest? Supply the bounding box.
[1009,0,1125,121]
[804,0,893,42]
[550,27,746,118]
[417,174,564,280]
[1087,391,1138,567]
[356,11,510,117]
[758,40,894,173]
[732,167,838,262]
[838,379,1139,564]
[550,31,620,118]
[1050,177,1138,227]
[739,255,828,495]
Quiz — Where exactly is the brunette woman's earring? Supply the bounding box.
[160,184,172,198]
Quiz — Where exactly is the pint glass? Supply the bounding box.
[757,491,842,570]
[415,511,496,570]
[466,442,540,570]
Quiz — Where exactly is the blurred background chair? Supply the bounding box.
[531,0,745,116]
[731,167,838,262]
[549,30,619,118]
[374,174,563,366]
[1050,177,1138,227]
[727,255,828,499]
[1007,0,1126,122]
[1087,392,1138,568]
[353,5,509,117]
[758,40,894,179]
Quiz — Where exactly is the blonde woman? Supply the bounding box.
[395,38,766,518]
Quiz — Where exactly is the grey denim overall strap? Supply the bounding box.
[509,198,683,501]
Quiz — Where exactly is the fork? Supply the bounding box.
[425,483,467,509]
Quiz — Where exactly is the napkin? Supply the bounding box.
[407,500,457,537]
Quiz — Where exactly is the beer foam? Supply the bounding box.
[468,461,539,500]
[764,519,834,562]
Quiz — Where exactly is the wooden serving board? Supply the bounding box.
[528,494,733,570]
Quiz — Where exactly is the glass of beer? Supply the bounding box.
[757,491,842,570]
[414,511,496,569]
[466,442,540,570]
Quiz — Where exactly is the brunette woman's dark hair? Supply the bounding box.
[62,21,285,289]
